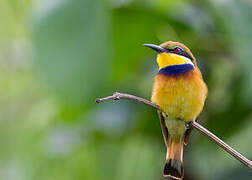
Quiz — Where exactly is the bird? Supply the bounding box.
[144,41,207,179]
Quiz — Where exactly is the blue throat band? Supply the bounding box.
[158,64,194,76]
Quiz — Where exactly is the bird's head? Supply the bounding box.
[144,41,197,71]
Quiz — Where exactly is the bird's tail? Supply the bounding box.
[163,135,184,180]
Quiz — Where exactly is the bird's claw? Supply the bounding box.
[186,121,193,129]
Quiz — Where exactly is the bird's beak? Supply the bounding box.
[143,44,166,53]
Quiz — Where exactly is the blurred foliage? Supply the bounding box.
[0,0,252,179]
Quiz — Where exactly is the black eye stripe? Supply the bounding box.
[165,48,193,61]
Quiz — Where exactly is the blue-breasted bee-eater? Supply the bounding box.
[144,41,207,179]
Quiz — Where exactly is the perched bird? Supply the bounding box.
[144,41,207,179]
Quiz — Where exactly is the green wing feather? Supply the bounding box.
[158,110,169,147]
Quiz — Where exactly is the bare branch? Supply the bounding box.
[96,92,252,170]
[191,121,252,169]
[96,92,159,109]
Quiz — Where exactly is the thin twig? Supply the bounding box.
[96,92,159,109]
[96,92,252,170]
[191,121,252,169]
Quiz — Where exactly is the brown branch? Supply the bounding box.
[96,92,159,109]
[96,92,252,170]
[191,121,252,169]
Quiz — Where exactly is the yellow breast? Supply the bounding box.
[151,68,207,122]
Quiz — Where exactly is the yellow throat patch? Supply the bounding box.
[157,53,194,70]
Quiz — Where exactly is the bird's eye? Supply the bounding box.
[174,46,184,53]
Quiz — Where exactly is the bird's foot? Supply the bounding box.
[185,121,193,129]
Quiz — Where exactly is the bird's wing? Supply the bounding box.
[183,118,196,145]
[158,110,169,147]
[183,128,192,145]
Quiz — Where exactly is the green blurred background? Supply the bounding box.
[1,0,252,179]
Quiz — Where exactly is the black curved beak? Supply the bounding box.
[143,44,166,53]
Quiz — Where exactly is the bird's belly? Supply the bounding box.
[152,72,207,122]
